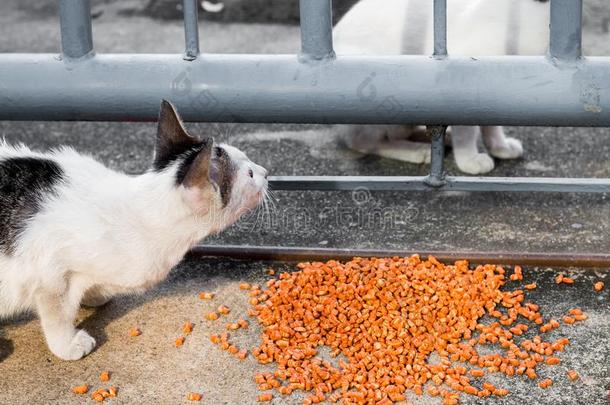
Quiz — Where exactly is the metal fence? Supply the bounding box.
[0,0,608,194]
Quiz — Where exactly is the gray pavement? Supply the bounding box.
[0,1,609,404]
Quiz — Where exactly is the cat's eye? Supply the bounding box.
[248,168,254,178]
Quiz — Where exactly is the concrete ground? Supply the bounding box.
[0,1,609,404]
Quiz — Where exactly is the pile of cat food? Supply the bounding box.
[209,256,596,404]
[70,255,605,403]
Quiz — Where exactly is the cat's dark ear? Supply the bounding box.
[154,100,199,170]
[181,137,214,189]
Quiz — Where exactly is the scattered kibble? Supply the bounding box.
[555,274,564,284]
[72,385,89,395]
[206,312,219,321]
[567,370,579,381]
[525,283,537,290]
[183,321,194,334]
[562,277,575,285]
[175,336,186,347]
[108,387,118,397]
[210,334,221,344]
[239,282,252,290]
[218,305,231,315]
[92,392,105,402]
[187,392,202,401]
[99,371,110,382]
[510,265,523,281]
[237,319,249,329]
[237,349,248,360]
[594,281,604,292]
[199,292,215,300]
[128,327,141,337]
[257,393,273,402]
[538,379,553,389]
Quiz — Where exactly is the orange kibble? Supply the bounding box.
[470,369,485,378]
[108,387,118,397]
[240,282,251,290]
[199,292,214,300]
[237,349,248,359]
[228,345,239,355]
[555,274,564,284]
[545,357,561,365]
[187,392,202,401]
[218,305,231,315]
[72,385,89,395]
[128,327,141,337]
[538,379,553,389]
[226,323,240,331]
[525,283,537,290]
[567,370,579,381]
[563,316,575,325]
[183,321,194,334]
[562,277,574,284]
[175,336,185,347]
[206,312,219,321]
[92,393,104,402]
[594,281,605,291]
[210,334,221,344]
[257,393,273,402]
[99,371,110,382]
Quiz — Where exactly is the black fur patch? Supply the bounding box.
[210,146,235,208]
[174,143,235,208]
[0,157,64,254]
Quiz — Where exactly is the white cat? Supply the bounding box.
[333,0,551,174]
[0,100,268,360]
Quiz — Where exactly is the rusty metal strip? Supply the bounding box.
[189,245,610,268]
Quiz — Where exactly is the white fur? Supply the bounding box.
[334,0,549,174]
[0,141,266,360]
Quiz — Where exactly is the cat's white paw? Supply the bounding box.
[53,330,96,361]
[456,153,495,174]
[488,137,523,160]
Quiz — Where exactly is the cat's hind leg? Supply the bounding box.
[34,280,95,360]
[370,139,432,164]
[81,288,111,308]
[451,126,495,174]
[481,126,523,160]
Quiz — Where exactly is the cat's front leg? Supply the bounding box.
[481,126,524,160]
[451,126,495,174]
[35,289,96,360]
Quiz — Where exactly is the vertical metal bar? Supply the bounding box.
[425,126,447,187]
[299,0,335,61]
[550,0,582,60]
[433,0,447,57]
[182,0,200,60]
[59,0,94,60]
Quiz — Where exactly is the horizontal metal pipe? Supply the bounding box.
[268,176,610,193]
[59,0,94,60]
[299,0,335,61]
[188,245,610,268]
[1,54,609,125]
[182,0,200,60]
[550,0,582,61]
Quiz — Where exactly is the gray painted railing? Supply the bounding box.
[0,0,608,194]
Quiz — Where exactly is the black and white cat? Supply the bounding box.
[0,100,268,360]
[333,0,551,174]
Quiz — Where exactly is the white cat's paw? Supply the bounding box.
[456,153,495,175]
[54,330,96,360]
[488,137,523,160]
